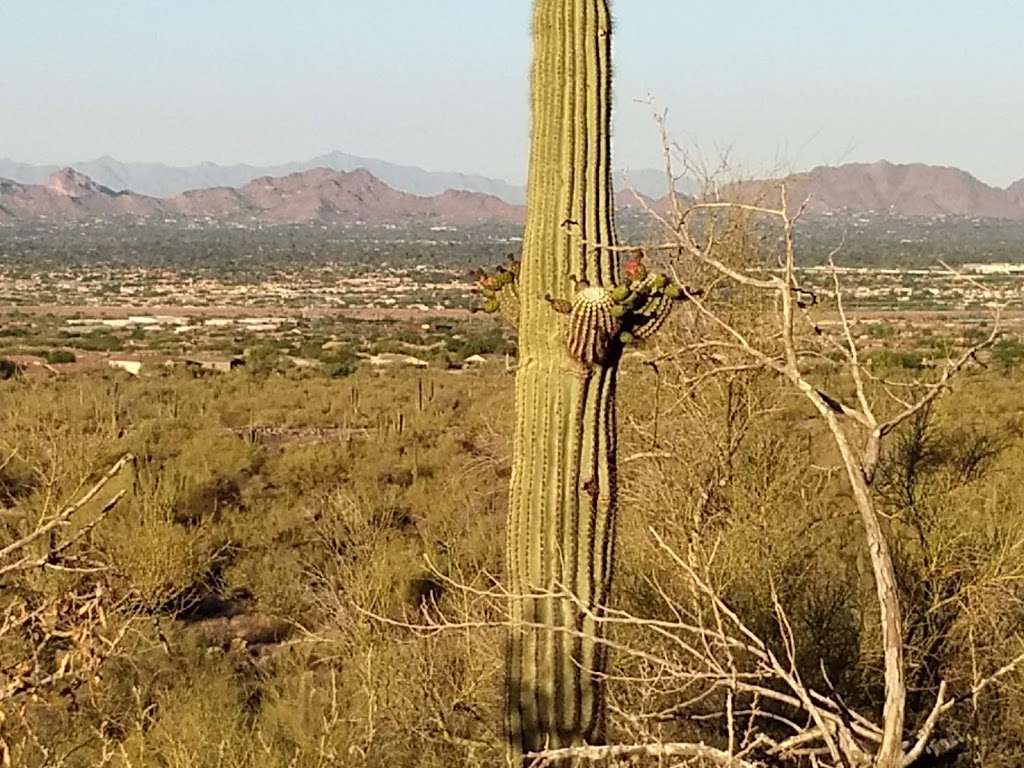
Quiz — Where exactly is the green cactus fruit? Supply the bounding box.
[610,285,630,302]
[483,299,500,313]
[665,283,682,299]
[610,304,626,318]
[650,273,667,291]
[619,330,636,344]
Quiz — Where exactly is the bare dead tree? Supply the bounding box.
[559,114,1012,765]
[0,454,136,766]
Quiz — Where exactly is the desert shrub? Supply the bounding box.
[3,351,1022,766]
[245,344,289,377]
[445,324,511,359]
[70,330,124,351]
[45,348,77,364]
[321,347,360,378]
[870,348,926,370]
[993,337,1024,370]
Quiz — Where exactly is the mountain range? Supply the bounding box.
[1,160,1022,226]
[0,153,699,205]
[728,161,1024,220]
[0,152,526,203]
[0,167,522,225]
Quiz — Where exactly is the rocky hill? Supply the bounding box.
[0,152,527,202]
[0,168,164,222]
[0,167,523,225]
[0,154,702,204]
[726,161,1024,220]
[3,162,1023,226]
[1008,178,1024,207]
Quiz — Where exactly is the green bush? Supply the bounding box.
[870,348,925,370]
[71,331,124,352]
[994,338,1024,371]
[2,358,1023,767]
[46,348,77,364]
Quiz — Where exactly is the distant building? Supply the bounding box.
[369,353,429,371]
[183,357,245,373]
[108,360,143,377]
[963,263,1024,275]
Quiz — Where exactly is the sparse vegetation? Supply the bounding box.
[1,25,1023,768]
[2,325,1024,767]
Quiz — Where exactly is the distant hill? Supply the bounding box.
[171,167,524,224]
[1008,178,1024,207]
[726,161,1024,220]
[0,154,696,205]
[0,152,525,203]
[3,161,1022,226]
[0,168,165,222]
[0,167,523,225]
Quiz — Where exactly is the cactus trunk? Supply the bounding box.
[506,0,619,759]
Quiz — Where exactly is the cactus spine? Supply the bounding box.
[506,0,619,759]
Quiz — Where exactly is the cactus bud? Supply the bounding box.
[483,299,500,313]
[547,296,573,315]
[665,283,682,300]
[623,255,647,282]
[619,331,636,344]
[610,285,630,303]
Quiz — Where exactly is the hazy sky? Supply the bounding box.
[2,0,1022,186]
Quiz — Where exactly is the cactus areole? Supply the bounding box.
[505,0,621,758]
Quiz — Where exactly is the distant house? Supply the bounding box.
[108,360,143,377]
[184,357,245,373]
[369,353,429,371]
[463,354,487,368]
[61,324,110,336]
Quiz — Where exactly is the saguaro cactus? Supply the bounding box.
[502,0,667,759]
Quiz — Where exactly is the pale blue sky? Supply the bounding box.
[1,1,1021,186]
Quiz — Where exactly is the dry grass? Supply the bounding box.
[2,345,1023,766]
